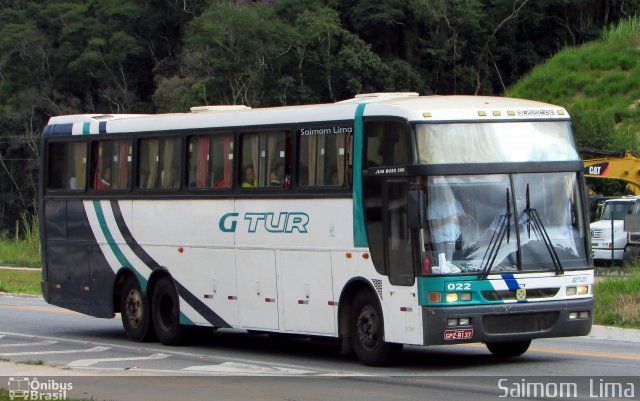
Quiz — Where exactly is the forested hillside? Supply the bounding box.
[509,17,640,151]
[1,0,638,233]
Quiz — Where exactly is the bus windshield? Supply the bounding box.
[422,172,587,275]
[415,121,579,164]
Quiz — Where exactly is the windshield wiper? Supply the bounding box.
[523,184,564,275]
[480,188,511,278]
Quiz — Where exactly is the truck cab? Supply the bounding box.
[590,197,640,263]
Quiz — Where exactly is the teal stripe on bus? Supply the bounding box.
[353,103,368,248]
[82,122,90,135]
[92,200,147,286]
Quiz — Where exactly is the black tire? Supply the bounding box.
[120,275,155,342]
[350,289,402,366]
[151,276,187,345]
[486,340,531,357]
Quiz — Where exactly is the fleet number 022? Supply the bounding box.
[447,282,471,291]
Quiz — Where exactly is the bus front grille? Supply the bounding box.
[482,288,559,301]
[482,312,559,334]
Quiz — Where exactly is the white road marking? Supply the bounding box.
[0,346,110,357]
[67,352,170,367]
[0,340,58,348]
[182,362,315,375]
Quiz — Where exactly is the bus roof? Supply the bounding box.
[43,94,570,136]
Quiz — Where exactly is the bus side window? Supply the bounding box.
[364,121,409,168]
[91,140,132,191]
[188,134,234,189]
[138,137,181,190]
[240,131,290,188]
[47,142,87,191]
[298,127,350,187]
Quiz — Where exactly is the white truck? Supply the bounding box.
[590,197,640,263]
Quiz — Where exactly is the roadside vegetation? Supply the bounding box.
[508,17,640,152]
[0,213,40,268]
[594,264,640,329]
[0,268,41,295]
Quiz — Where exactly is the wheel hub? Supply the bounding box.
[125,289,143,328]
[356,308,379,349]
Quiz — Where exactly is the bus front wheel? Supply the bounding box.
[486,340,531,357]
[120,275,155,342]
[349,290,401,366]
[151,276,186,345]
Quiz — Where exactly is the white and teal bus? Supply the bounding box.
[39,93,593,366]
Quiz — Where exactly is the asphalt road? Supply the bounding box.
[0,294,639,401]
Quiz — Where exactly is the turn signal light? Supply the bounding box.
[429,292,442,303]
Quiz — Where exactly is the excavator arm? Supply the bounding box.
[582,149,640,195]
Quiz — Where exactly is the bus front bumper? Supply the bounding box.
[422,298,593,346]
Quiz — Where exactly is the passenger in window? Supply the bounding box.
[269,163,285,186]
[96,168,111,190]
[242,165,256,187]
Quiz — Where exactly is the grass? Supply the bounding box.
[0,213,41,268]
[0,239,41,268]
[0,268,42,295]
[17,360,43,365]
[508,17,640,151]
[593,264,640,329]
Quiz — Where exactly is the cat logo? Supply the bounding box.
[515,288,527,301]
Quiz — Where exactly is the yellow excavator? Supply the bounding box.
[582,148,640,195]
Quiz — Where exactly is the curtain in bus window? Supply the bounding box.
[300,131,346,187]
[168,138,182,189]
[162,139,173,188]
[415,122,579,164]
[117,141,131,189]
[317,135,326,184]
[307,135,318,185]
[266,135,277,187]
[223,137,233,187]
[72,142,86,190]
[196,136,209,187]
[139,139,159,189]
[336,135,345,186]
[249,135,259,186]
[93,143,103,189]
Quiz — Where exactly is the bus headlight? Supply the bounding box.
[445,293,459,303]
[577,285,589,295]
[567,285,590,296]
[460,292,472,301]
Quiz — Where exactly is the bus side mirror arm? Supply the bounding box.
[408,187,425,229]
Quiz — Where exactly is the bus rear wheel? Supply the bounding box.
[349,290,401,366]
[151,276,187,345]
[486,340,531,357]
[120,275,155,342]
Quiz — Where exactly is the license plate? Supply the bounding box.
[444,329,474,340]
